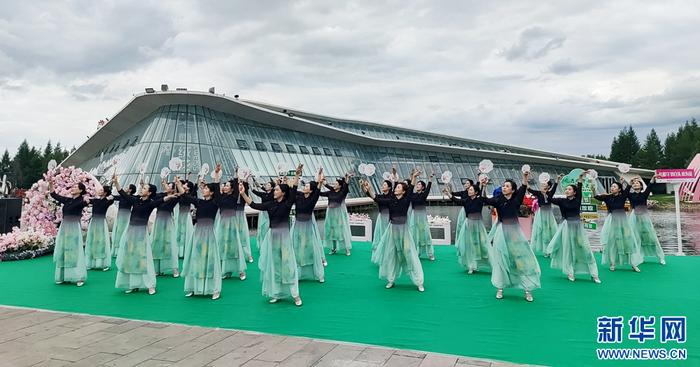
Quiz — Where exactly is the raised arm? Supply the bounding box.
[361,179,375,199]
[239,183,273,211]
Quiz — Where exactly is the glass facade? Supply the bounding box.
[80,104,611,198]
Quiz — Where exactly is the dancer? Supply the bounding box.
[547,171,601,283]
[320,172,353,256]
[175,176,195,258]
[111,183,137,257]
[528,176,560,256]
[451,179,480,245]
[411,170,435,260]
[150,179,180,277]
[232,178,253,262]
[362,180,425,292]
[628,175,665,264]
[483,171,541,302]
[215,174,247,281]
[370,179,394,264]
[84,185,114,271]
[252,179,274,253]
[292,169,325,282]
[240,164,303,306]
[112,175,175,295]
[48,181,88,286]
[175,165,225,299]
[445,176,490,274]
[594,177,643,272]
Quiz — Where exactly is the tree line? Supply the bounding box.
[586,118,699,170]
[0,140,72,189]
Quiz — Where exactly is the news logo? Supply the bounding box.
[596,316,687,361]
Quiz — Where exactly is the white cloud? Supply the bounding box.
[1,0,699,158]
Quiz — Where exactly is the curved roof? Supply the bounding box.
[63,90,653,176]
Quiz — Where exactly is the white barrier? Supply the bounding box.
[349,219,373,242]
[430,222,452,245]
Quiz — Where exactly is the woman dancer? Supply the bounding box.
[240,165,303,306]
[547,171,601,283]
[48,181,88,286]
[594,178,643,272]
[445,176,490,274]
[176,166,225,299]
[320,173,353,256]
[452,179,481,247]
[411,171,435,260]
[112,175,175,295]
[483,172,541,302]
[85,185,114,271]
[252,179,274,253]
[528,176,560,256]
[370,179,394,264]
[362,180,425,292]
[215,174,247,281]
[292,170,326,282]
[111,183,136,257]
[175,178,195,258]
[230,178,253,262]
[628,175,665,264]
[150,179,180,277]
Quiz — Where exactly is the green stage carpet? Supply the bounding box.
[0,241,698,367]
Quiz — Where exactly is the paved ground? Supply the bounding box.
[0,306,536,367]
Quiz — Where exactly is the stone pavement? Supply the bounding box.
[0,306,538,367]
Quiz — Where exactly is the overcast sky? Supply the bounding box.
[1,1,699,157]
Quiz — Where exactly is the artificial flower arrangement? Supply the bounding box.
[427,215,451,225]
[349,213,371,223]
[0,227,54,260]
[1,166,99,260]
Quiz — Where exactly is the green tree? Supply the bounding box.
[609,125,641,165]
[52,142,70,163]
[0,150,11,177]
[637,129,664,169]
[11,140,44,188]
[664,118,700,168]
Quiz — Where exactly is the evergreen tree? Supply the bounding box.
[664,118,700,167]
[11,140,44,188]
[637,129,664,169]
[609,125,641,165]
[0,150,11,177]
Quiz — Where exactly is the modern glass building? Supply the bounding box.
[63,90,653,199]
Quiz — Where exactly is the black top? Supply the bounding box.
[628,185,651,209]
[483,185,527,222]
[451,194,485,215]
[527,183,558,207]
[374,192,393,213]
[155,193,179,213]
[50,192,87,217]
[90,197,114,216]
[179,195,219,220]
[117,189,163,226]
[113,192,136,210]
[374,192,413,224]
[252,188,274,202]
[249,185,296,228]
[320,181,349,207]
[594,186,630,213]
[295,182,320,220]
[551,182,582,220]
[217,179,240,211]
[411,182,432,210]
[451,182,482,199]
